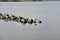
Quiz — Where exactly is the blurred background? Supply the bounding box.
[0,2,60,40]
[0,0,60,2]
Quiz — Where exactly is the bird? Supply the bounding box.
[0,13,42,26]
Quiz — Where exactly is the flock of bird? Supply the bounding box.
[0,13,42,26]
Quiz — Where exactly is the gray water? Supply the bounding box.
[0,2,60,40]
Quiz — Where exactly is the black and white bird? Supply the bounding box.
[0,13,42,26]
